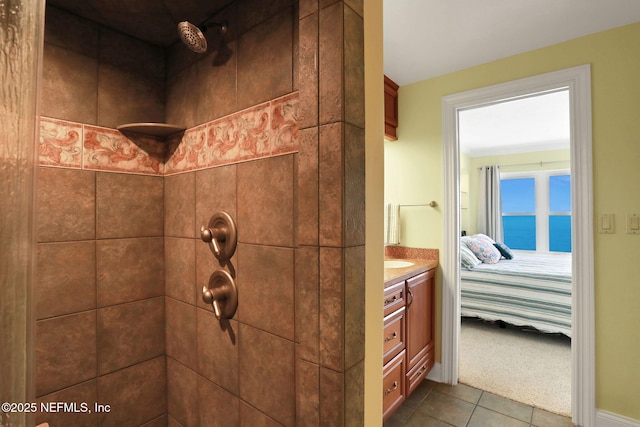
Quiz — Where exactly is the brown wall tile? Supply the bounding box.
[167,358,199,427]
[237,244,294,340]
[165,237,196,305]
[97,64,165,129]
[318,3,344,125]
[295,246,319,363]
[195,164,237,239]
[197,308,239,394]
[236,0,293,34]
[41,44,98,124]
[36,311,97,396]
[36,380,98,427]
[296,359,320,426]
[298,12,319,129]
[237,155,294,247]
[165,67,200,130]
[319,247,344,371]
[97,297,165,375]
[344,4,364,129]
[141,415,169,427]
[96,237,164,307]
[194,44,238,125]
[166,297,198,370]
[344,123,365,246]
[344,245,365,369]
[345,0,363,17]
[240,401,283,427]
[45,6,99,57]
[345,360,365,426]
[237,9,293,109]
[239,324,295,426]
[165,172,196,238]
[97,28,165,128]
[299,0,318,19]
[319,367,344,426]
[319,123,344,247]
[98,356,166,427]
[96,172,163,239]
[199,375,240,427]
[37,241,96,319]
[99,28,165,82]
[297,127,319,245]
[37,168,96,242]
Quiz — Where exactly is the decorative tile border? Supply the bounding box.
[83,125,164,175]
[39,92,299,176]
[39,118,83,168]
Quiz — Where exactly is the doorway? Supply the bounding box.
[457,89,572,415]
[441,65,595,426]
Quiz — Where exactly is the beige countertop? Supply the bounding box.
[384,258,438,287]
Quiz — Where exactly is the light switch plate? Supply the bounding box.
[626,213,640,234]
[598,213,615,234]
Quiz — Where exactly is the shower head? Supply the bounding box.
[177,20,228,54]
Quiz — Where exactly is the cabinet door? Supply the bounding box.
[405,269,435,371]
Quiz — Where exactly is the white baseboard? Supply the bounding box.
[597,410,640,427]
[426,362,443,382]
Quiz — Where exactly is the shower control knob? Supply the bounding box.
[202,270,238,320]
[200,212,237,261]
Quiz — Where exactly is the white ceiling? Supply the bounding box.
[384,0,640,87]
[458,90,570,157]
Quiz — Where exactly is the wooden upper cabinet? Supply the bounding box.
[384,75,399,141]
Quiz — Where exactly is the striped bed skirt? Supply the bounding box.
[460,251,572,337]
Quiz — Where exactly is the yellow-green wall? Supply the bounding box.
[384,22,640,420]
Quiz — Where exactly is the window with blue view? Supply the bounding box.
[500,172,571,253]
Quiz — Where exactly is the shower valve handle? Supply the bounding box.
[202,286,224,319]
[200,211,237,261]
[202,270,238,320]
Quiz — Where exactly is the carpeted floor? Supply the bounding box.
[459,317,572,417]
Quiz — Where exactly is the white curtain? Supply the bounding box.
[477,165,503,242]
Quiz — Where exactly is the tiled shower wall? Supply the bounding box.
[163,1,302,425]
[36,0,365,426]
[36,6,168,426]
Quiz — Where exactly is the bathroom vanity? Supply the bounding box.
[382,258,437,421]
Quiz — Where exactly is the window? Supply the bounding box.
[500,171,571,253]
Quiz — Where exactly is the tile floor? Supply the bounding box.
[384,380,574,427]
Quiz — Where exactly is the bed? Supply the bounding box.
[460,251,572,337]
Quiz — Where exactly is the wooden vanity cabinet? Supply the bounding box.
[405,269,435,396]
[382,267,435,421]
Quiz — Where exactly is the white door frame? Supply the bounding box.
[441,65,595,427]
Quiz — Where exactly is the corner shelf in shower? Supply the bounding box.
[117,123,186,139]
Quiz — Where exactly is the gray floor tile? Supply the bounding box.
[415,391,475,427]
[468,406,530,427]
[403,379,436,410]
[436,382,483,404]
[404,411,454,427]
[532,408,575,427]
[478,391,534,423]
